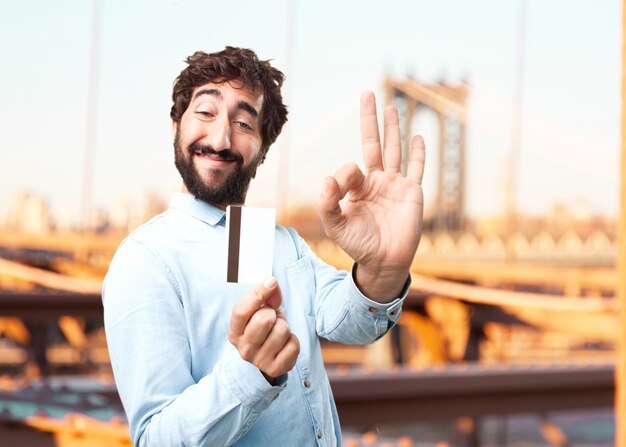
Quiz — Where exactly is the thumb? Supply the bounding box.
[261,276,282,310]
[317,177,344,239]
[230,276,282,337]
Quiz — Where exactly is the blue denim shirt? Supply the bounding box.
[103,193,408,447]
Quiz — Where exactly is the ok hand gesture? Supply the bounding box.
[317,91,426,301]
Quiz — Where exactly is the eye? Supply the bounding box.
[195,111,214,118]
[235,120,253,131]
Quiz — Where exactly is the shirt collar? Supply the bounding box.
[168,193,226,226]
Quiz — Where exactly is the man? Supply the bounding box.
[103,46,425,447]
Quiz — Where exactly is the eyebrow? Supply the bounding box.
[193,88,259,118]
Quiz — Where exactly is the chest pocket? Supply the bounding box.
[284,228,316,317]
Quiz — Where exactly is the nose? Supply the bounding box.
[207,117,231,151]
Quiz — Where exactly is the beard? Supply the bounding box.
[174,130,262,208]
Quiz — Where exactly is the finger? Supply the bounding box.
[317,164,365,239]
[317,176,343,239]
[360,91,383,173]
[383,105,402,173]
[406,135,426,185]
[243,307,278,348]
[263,279,283,311]
[255,318,291,363]
[265,333,300,378]
[229,277,281,338]
[333,162,365,198]
[275,305,287,321]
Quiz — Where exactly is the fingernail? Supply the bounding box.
[263,276,277,289]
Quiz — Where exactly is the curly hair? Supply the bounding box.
[170,47,288,159]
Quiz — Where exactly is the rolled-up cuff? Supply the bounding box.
[220,348,288,410]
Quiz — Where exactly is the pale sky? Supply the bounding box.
[0,0,620,226]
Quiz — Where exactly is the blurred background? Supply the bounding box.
[0,0,620,446]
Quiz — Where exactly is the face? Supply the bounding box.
[173,81,264,208]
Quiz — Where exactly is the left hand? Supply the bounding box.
[317,91,426,300]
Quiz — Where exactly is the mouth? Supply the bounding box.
[193,149,238,163]
[189,143,244,166]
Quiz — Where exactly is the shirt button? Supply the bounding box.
[368,306,376,313]
[303,380,311,388]
[316,430,322,439]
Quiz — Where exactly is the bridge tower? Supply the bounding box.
[383,76,468,233]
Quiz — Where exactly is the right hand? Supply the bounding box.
[228,277,300,383]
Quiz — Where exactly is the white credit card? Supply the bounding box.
[225,205,276,284]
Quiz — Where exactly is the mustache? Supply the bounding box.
[188,142,244,163]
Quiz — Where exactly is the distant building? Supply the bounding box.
[5,191,54,234]
[109,199,132,231]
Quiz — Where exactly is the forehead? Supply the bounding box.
[190,81,264,110]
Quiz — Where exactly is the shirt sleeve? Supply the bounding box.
[103,239,286,447]
[298,237,411,344]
